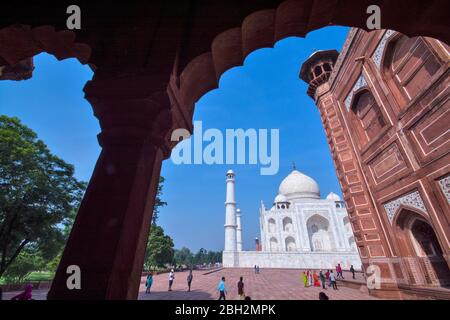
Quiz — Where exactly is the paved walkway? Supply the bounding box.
[138,268,377,300]
[2,268,376,300]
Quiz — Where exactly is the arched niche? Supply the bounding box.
[282,217,293,232]
[382,34,443,110]
[348,236,356,251]
[285,236,296,252]
[269,237,279,251]
[306,214,334,252]
[349,88,386,149]
[393,207,450,287]
[268,218,276,233]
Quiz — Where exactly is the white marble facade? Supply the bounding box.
[223,169,361,269]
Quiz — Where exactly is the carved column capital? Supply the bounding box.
[84,74,173,157]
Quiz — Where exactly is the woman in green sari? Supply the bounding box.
[302,271,308,287]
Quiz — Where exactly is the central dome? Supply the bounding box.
[278,170,320,200]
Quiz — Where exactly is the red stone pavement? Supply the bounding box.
[2,268,377,300]
[138,268,378,300]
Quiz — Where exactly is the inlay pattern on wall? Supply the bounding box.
[438,175,450,203]
[383,190,428,224]
[345,74,367,110]
[329,28,358,85]
[372,29,396,69]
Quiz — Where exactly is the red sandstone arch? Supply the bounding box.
[2,1,449,132]
[1,0,450,300]
[171,0,450,130]
[0,24,91,67]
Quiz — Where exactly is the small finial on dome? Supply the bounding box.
[292,161,297,171]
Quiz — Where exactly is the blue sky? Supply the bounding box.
[0,26,349,252]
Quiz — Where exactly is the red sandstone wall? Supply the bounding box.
[314,29,449,296]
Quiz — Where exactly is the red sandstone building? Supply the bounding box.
[300,28,450,298]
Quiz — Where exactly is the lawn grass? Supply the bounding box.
[0,271,54,285]
[25,271,54,282]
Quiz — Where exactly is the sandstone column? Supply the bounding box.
[47,74,172,299]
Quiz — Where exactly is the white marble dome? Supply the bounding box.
[278,170,320,200]
[326,192,341,201]
[274,194,288,203]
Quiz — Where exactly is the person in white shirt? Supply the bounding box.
[329,270,338,290]
[168,269,175,291]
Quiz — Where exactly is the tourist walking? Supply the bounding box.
[308,270,313,287]
[254,265,257,274]
[319,270,326,289]
[350,265,355,279]
[237,277,245,300]
[256,265,260,274]
[187,269,193,292]
[325,270,331,287]
[146,272,153,293]
[168,269,175,291]
[336,263,344,279]
[330,271,338,290]
[217,277,227,300]
[302,271,308,287]
[313,271,320,287]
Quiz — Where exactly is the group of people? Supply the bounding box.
[217,276,251,300]
[302,270,338,290]
[144,263,358,297]
[146,269,250,300]
[301,263,352,291]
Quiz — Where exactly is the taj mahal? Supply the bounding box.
[222,169,362,270]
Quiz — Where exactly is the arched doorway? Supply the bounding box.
[394,208,450,287]
[285,236,296,251]
[282,217,293,232]
[269,237,279,251]
[306,214,334,252]
[268,218,277,233]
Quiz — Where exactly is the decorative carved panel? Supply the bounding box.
[368,143,408,185]
[408,98,450,163]
[438,175,450,204]
[383,191,428,224]
[372,29,396,69]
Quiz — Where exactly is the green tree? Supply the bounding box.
[0,115,85,278]
[3,247,45,282]
[152,176,167,225]
[174,247,193,267]
[144,225,174,269]
[191,248,222,265]
[194,248,208,265]
[45,251,62,274]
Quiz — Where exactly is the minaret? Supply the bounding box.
[224,170,237,252]
[236,208,243,251]
[299,49,339,100]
